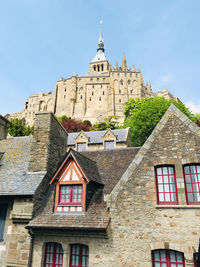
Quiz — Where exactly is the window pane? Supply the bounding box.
[186,184,192,192]
[185,175,191,183]
[170,184,176,192]
[154,251,160,260]
[165,193,170,201]
[159,193,164,202]
[188,193,193,201]
[158,176,163,183]
[160,250,166,260]
[163,167,168,174]
[164,176,168,183]
[164,184,169,192]
[159,185,164,192]
[169,167,174,174]
[184,166,190,174]
[170,251,176,261]
[157,168,162,175]
[171,193,177,201]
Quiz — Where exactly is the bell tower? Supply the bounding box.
[89,21,109,75]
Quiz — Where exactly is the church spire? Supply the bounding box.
[97,20,105,52]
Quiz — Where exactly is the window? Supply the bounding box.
[80,95,82,99]
[155,166,178,204]
[194,253,199,267]
[0,204,7,241]
[104,140,114,150]
[59,185,82,205]
[101,64,103,71]
[77,142,86,152]
[44,243,63,267]
[65,88,66,92]
[152,250,185,267]
[99,97,101,101]
[119,90,121,94]
[119,99,121,103]
[97,65,100,72]
[70,244,89,267]
[183,164,200,204]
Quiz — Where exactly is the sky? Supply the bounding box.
[0,0,200,115]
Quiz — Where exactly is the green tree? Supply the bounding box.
[124,97,194,146]
[92,116,120,131]
[8,119,34,137]
[57,115,71,123]
[194,113,200,127]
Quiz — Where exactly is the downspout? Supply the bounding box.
[28,228,34,267]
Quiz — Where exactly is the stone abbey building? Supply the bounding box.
[8,25,178,126]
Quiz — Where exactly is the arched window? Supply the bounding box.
[70,244,89,267]
[152,250,185,267]
[44,242,63,267]
[97,65,100,72]
[155,166,178,204]
[94,65,96,71]
[183,164,200,204]
[101,64,104,71]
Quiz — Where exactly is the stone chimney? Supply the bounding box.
[28,112,68,175]
[0,115,10,140]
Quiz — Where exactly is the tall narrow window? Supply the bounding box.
[70,244,89,267]
[155,166,178,204]
[44,243,63,267]
[152,250,185,267]
[59,185,82,205]
[183,164,200,204]
[0,204,7,241]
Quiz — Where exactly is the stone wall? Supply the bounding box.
[31,109,200,267]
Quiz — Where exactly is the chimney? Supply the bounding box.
[0,115,10,140]
[28,112,68,175]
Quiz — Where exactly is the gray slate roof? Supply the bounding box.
[68,128,129,145]
[0,136,46,195]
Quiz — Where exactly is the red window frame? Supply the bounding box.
[152,249,185,267]
[183,164,200,204]
[70,244,89,267]
[58,185,82,205]
[155,166,178,204]
[44,242,63,267]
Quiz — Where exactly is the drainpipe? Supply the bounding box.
[28,228,34,267]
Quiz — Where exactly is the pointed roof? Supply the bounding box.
[121,54,127,70]
[109,103,200,203]
[91,21,107,63]
[50,149,103,185]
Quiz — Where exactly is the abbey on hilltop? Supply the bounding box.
[8,23,178,126]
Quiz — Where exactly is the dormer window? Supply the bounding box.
[77,142,86,152]
[59,185,82,205]
[104,140,114,150]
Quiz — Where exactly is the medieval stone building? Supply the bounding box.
[1,104,200,266]
[8,25,178,126]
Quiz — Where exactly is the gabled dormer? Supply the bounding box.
[102,129,117,150]
[75,130,89,152]
[50,149,103,213]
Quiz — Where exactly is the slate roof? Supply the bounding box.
[68,128,129,145]
[28,147,140,230]
[0,136,46,195]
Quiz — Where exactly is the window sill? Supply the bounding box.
[156,205,200,209]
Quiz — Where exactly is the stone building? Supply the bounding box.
[7,25,179,126]
[1,104,200,266]
[0,112,68,267]
[67,127,131,151]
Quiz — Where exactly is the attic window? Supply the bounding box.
[77,142,86,152]
[104,140,114,150]
[59,185,82,205]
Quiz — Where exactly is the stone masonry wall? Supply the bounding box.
[31,114,200,267]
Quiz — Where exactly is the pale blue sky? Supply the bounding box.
[1,0,200,115]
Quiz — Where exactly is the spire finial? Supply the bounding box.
[97,20,104,52]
